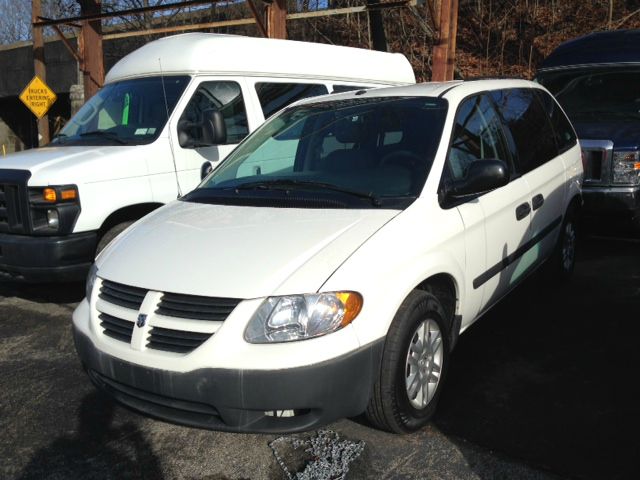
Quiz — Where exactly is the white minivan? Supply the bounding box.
[73,79,582,433]
[0,33,414,282]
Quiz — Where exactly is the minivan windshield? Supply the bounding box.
[51,76,190,146]
[187,96,448,209]
[537,68,640,122]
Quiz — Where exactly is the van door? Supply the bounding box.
[491,88,569,263]
[151,77,258,202]
[442,93,532,316]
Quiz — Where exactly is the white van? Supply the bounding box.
[73,79,582,434]
[0,33,414,282]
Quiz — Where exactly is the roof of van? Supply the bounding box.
[105,33,416,85]
[538,29,640,71]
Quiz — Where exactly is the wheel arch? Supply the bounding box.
[415,273,461,350]
[98,202,163,238]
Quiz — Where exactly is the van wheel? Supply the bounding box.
[96,221,134,257]
[366,290,450,433]
[550,207,577,282]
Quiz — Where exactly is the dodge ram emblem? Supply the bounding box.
[136,314,147,328]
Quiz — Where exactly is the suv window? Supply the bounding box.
[446,94,511,182]
[255,83,329,119]
[534,89,577,154]
[180,81,248,145]
[490,88,557,174]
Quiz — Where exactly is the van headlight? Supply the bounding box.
[244,292,363,343]
[613,151,640,184]
[28,185,81,234]
[86,263,99,300]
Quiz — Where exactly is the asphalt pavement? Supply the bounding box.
[1,231,638,479]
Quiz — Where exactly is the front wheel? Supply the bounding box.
[551,207,578,282]
[366,290,450,433]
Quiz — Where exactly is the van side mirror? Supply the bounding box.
[446,159,509,200]
[177,109,227,148]
[201,109,227,146]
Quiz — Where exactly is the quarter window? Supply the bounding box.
[534,89,577,154]
[255,82,329,119]
[446,94,511,182]
[180,81,248,145]
[491,88,557,174]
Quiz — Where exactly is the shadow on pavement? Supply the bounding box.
[17,391,164,480]
[434,233,640,480]
[0,281,85,304]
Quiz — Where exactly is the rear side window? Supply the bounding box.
[180,81,248,144]
[534,89,577,154]
[332,85,370,93]
[491,88,557,174]
[446,94,511,182]
[255,83,329,119]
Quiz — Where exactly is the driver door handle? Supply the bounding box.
[532,194,544,211]
[515,202,531,221]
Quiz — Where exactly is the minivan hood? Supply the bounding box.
[575,121,640,150]
[0,146,141,184]
[97,200,399,299]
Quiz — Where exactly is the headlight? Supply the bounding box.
[244,291,363,343]
[28,185,81,234]
[86,263,99,301]
[613,151,640,184]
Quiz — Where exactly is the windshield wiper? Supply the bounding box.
[79,130,128,144]
[232,179,382,206]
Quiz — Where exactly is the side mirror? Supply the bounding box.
[177,109,227,148]
[201,109,227,146]
[447,159,509,199]
[200,161,214,180]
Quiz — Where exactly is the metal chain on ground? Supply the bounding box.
[269,429,365,480]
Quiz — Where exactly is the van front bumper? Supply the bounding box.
[0,231,97,282]
[73,326,384,433]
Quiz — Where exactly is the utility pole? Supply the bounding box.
[266,0,287,39]
[78,0,104,101]
[431,0,459,81]
[31,0,49,145]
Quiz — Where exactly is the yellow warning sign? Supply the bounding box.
[19,76,57,119]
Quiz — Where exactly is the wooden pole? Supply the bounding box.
[445,0,459,80]
[431,0,458,81]
[32,0,50,145]
[267,0,287,39]
[79,0,104,101]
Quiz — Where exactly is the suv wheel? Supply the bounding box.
[366,290,450,433]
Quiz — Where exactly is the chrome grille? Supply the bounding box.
[156,292,241,321]
[99,312,135,343]
[99,280,147,310]
[0,183,23,233]
[147,326,213,354]
[580,139,613,186]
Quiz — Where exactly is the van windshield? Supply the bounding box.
[537,68,640,122]
[186,96,448,209]
[50,76,190,146]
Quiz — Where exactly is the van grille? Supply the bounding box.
[580,139,613,186]
[0,183,25,234]
[147,326,213,354]
[95,279,241,355]
[99,280,147,310]
[99,312,135,342]
[156,292,241,321]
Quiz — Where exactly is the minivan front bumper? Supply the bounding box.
[73,326,383,433]
[0,231,97,282]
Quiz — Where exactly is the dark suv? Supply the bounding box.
[536,29,640,232]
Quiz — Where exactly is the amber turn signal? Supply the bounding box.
[43,188,57,202]
[336,291,364,327]
[60,189,78,200]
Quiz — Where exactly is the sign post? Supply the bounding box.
[19,76,57,121]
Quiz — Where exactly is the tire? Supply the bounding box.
[366,290,450,433]
[96,221,134,257]
[550,206,578,282]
